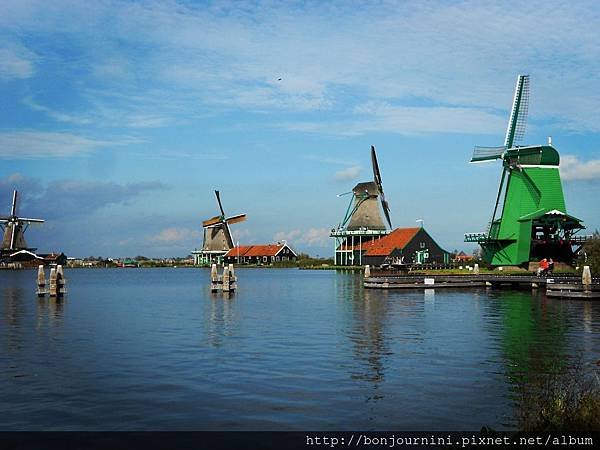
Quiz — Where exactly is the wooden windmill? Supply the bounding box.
[0,190,44,256]
[465,75,586,266]
[200,190,246,264]
[339,146,392,231]
[331,146,392,266]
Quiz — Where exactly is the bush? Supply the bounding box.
[579,231,600,276]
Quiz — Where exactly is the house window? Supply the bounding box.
[420,242,426,249]
[263,256,267,263]
[275,256,280,261]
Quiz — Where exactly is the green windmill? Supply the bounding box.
[465,75,587,267]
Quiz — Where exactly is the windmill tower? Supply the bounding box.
[0,190,44,257]
[197,190,246,265]
[331,146,392,266]
[464,75,586,266]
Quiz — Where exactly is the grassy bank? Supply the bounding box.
[518,362,600,432]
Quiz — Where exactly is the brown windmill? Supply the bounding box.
[331,146,393,265]
[199,190,246,265]
[0,190,44,257]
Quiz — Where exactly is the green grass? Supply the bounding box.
[518,362,600,432]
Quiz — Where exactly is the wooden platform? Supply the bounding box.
[364,273,600,299]
[546,282,600,299]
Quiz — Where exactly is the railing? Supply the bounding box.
[330,229,390,237]
[464,232,487,243]
[570,235,593,244]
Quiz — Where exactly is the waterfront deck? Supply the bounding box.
[364,273,600,298]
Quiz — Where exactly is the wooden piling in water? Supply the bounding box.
[49,268,57,297]
[228,264,236,292]
[211,264,219,293]
[582,266,592,293]
[209,263,238,294]
[56,265,66,296]
[222,266,230,292]
[36,265,46,296]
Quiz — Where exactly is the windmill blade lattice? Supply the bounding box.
[371,145,392,229]
[504,74,529,149]
[214,190,226,217]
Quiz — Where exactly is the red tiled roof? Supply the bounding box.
[225,244,286,258]
[224,245,254,257]
[361,227,421,256]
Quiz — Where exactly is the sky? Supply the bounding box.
[1,0,599,258]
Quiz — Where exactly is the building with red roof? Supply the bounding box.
[223,243,297,265]
[453,251,474,263]
[342,227,450,266]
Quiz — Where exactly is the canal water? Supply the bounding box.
[1,268,598,430]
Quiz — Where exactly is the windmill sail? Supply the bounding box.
[470,75,529,163]
[504,74,529,149]
[470,146,507,163]
[371,145,392,229]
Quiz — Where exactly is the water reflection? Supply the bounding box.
[424,289,435,311]
[2,286,25,354]
[351,288,390,387]
[495,291,568,383]
[583,302,593,353]
[36,297,65,330]
[336,273,394,409]
[205,292,237,348]
[2,268,599,431]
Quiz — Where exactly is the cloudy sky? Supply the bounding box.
[1,0,599,258]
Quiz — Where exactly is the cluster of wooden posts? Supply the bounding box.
[210,263,237,293]
[36,265,66,297]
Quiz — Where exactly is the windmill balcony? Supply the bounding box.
[569,235,593,244]
[464,232,488,243]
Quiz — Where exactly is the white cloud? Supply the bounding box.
[151,227,199,243]
[3,0,600,133]
[304,155,359,166]
[274,227,330,247]
[0,130,144,159]
[0,131,106,159]
[22,97,93,125]
[560,155,600,181]
[334,165,361,181]
[283,104,507,136]
[0,45,36,79]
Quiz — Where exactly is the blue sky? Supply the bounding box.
[1,0,599,258]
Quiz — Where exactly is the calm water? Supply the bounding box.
[1,268,599,430]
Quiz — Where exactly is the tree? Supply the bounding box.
[580,231,600,276]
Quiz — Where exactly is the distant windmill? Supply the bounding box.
[201,190,246,254]
[465,75,586,266]
[331,146,393,266]
[339,145,392,231]
[0,190,44,255]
